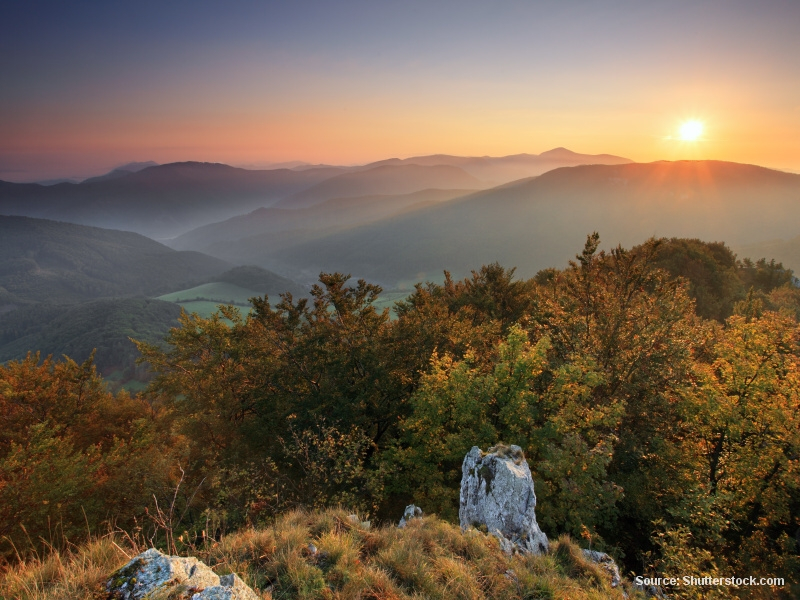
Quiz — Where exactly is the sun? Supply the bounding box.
[679,120,704,141]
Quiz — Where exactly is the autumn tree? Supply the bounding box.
[0,353,173,558]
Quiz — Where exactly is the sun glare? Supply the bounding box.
[679,120,704,141]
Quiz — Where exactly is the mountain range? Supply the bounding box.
[180,160,799,286]
[0,149,632,239]
[3,151,800,391]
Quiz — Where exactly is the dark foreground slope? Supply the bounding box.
[259,160,800,285]
[0,215,231,306]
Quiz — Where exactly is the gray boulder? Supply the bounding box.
[582,549,621,588]
[107,548,259,600]
[398,504,423,528]
[459,444,549,555]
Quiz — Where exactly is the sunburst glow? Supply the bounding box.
[679,120,704,141]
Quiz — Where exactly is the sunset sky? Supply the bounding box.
[2,0,799,182]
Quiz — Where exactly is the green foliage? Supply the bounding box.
[213,265,308,299]
[0,298,182,387]
[647,238,744,321]
[737,256,794,293]
[663,307,800,584]
[156,282,259,306]
[281,420,385,514]
[137,274,408,525]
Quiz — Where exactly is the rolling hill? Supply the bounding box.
[168,188,475,255]
[156,266,309,317]
[0,215,231,306]
[0,298,182,387]
[274,164,484,209]
[249,160,800,286]
[0,223,307,389]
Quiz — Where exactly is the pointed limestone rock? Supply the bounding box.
[459,444,549,555]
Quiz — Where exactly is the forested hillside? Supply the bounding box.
[167,188,475,255]
[0,298,181,381]
[0,215,230,305]
[249,161,800,285]
[0,217,311,390]
[1,236,798,598]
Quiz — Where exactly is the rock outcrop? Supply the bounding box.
[582,549,621,588]
[398,504,423,528]
[107,548,259,600]
[459,444,549,555]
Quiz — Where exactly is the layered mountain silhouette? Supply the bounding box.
[364,147,633,184]
[0,162,348,238]
[80,161,159,184]
[275,164,484,209]
[184,160,800,286]
[0,149,633,239]
[169,188,475,255]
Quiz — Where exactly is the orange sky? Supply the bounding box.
[2,1,799,181]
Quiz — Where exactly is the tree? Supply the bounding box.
[666,300,800,581]
[138,274,411,522]
[0,353,173,557]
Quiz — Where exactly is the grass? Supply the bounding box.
[0,508,638,600]
[157,281,261,319]
[162,283,403,320]
[0,537,130,600]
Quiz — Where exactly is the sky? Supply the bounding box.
[2,0,799,182]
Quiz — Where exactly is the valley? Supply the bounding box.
[3,154,799,393]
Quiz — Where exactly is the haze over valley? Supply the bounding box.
[3,150,800,391]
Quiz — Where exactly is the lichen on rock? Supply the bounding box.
[459,444,549,555]
[106,548,259,600]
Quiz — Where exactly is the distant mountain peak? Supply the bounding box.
[114,160,159,173]
[539,147,577,157]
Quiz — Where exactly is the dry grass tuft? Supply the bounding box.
[1,509,639,600]
[0,536,130,600]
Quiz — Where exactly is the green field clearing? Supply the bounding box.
[160,283,408,319]
[157,281,261,305]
